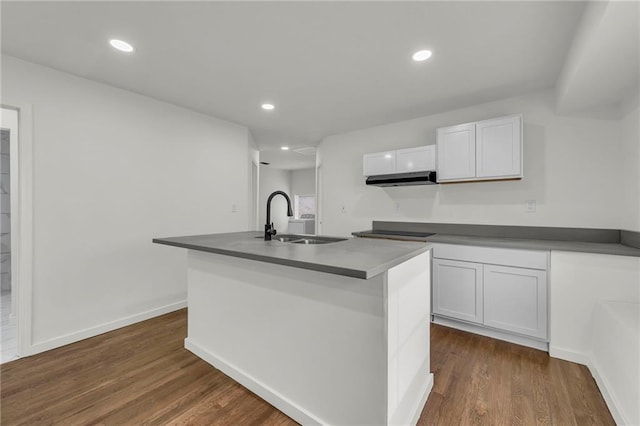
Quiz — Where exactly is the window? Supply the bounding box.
[294,195,316,219]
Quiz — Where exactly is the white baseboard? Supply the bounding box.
[185,337,325,425]
[588,357,629,426]
[186,337,433,426]
[28,300,187,356]
[411,373,434,426]
[548,345,590,366]
[433,316,548,351]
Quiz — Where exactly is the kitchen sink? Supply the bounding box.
[268,235,300,242]
[290,237,347,244]
[257,234,347,244]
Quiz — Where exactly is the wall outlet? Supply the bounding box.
[525,200,536,213]
[231,204,237,213]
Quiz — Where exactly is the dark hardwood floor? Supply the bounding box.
[418,325,614,426]
[1,309,614,425]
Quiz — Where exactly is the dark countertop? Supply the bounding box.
[153,231,430,279]
[353,222,640,257]
[425,234,640,257]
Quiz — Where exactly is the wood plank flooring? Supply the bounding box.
[418,325,614,426]
[1,309,614,425]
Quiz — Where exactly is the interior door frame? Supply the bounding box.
[315,164,322,235]
[1,101,34,358]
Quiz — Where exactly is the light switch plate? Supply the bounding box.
[525,200,536,213]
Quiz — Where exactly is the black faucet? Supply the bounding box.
[265,191,294,241]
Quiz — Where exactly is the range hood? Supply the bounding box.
[366,171,437,187]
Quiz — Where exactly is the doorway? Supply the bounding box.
[1,107,18,363]
[0,103,33,362]
[257,148,317,235]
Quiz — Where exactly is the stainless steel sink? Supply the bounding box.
[290,236,347,245]
[257,234,347,244]
[275,234,305,242]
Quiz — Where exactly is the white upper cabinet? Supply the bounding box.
[395,146,435,173]
[436,114,522,183]
[476,115,522,179]
[436,123,476,181]
[363,145,435,176]
[363,151,396,176]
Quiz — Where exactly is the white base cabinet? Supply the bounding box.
[432,244,549,350]
[432,259,483,324]
[483,265,547,340]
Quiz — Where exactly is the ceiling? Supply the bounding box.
[1,1,589,168]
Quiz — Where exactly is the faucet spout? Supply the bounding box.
[265,190,294,241]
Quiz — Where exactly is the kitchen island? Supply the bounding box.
[153,231,433,425]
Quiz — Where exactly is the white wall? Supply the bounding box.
[549,252,640,362]
[317,90,633,237]
[549,251,640,425]
[290,167,315,196]
[258,166,291,234]
[621,102,640,231]
[1,55,251,353]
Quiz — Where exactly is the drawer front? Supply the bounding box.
[432,243,548,270]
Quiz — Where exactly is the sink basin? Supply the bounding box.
[290,237,347,245]
[275,235,305,242]
[256,234,347,244]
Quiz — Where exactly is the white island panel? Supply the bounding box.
[185,249,432,425]
[387,252,433,425]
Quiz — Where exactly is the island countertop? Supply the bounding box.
[153,231,430,279]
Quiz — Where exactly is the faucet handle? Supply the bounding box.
[264,222,277,240]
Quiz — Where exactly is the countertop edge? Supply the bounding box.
[154,238,368,278]
[153,237,431,279]
[352,229,640,258]
[424,235,640,257]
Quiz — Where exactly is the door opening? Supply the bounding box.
[1,107,18,363]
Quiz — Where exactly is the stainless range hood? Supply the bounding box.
[365,171,437,187]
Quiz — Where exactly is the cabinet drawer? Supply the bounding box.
[432,243,548,270]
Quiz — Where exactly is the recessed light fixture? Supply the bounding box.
[109,39,135,53]
[281,146,289,151]
[261,103,275,110]
[412,49,432,62]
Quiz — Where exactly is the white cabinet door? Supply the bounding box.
[363,151,396,176]
[432,258,483,324]
[436,123,476,181]
[483,265,547,339]
[476,115,522,179]
[395,146,435,173]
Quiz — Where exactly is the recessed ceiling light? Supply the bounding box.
[109,39,135,53]
[281,146,289,150]
[412,49,432,62]
[262,103,275,110]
